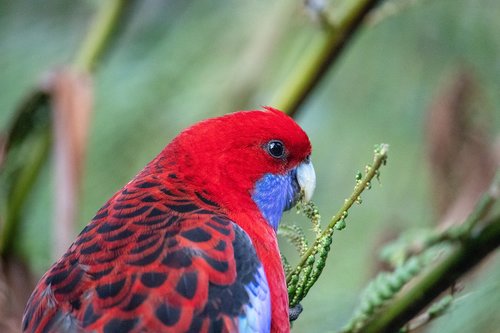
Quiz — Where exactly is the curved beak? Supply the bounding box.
[296,158,316,202]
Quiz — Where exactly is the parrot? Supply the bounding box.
[22,107,316,333]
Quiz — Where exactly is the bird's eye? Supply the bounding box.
[266,140,285,159]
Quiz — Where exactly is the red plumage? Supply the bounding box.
[23,107,312,333]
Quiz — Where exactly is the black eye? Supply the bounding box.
[266,140,285,158]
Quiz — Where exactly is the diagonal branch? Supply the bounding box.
[361,173,500,333]
[272,0,383,117]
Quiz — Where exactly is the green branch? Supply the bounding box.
[74,0,129,72]
[363,214,500,333]
[352,172,500,333]
[272,0,383,116]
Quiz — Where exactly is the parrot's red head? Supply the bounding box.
[157,107,315,230]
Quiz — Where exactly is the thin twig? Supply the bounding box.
[74,0,130,72]
[287,144,388,285]
[287,145,389,310]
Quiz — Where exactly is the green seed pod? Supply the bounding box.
[375,275,394,299]
[395,264,414,282]
[356,171,363,181]
[405,256,422,276]
[360,298,374,315]
[335,219,347,230]
[387,273,404,291]
[367,289,384,308]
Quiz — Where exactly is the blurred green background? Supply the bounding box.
[1,0,499,332]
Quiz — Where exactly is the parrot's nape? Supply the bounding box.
[22,107,315,333]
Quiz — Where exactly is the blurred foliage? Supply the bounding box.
[0,0,499,332]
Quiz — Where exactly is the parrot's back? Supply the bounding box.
[22,174,271,333]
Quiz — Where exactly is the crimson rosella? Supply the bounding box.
[22,107,316,333]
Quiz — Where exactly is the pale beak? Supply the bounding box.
[296,158,316,202]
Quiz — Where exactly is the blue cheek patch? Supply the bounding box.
[252,171,299,231]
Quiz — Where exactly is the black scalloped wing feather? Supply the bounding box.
[22,178,270,333]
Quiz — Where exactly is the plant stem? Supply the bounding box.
[287,144,389,284]
[361,212,500,333]
[74,0,129,72]
[272,0,382,116]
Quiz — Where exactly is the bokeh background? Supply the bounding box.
[1,0,499,332]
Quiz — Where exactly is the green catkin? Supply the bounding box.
[299,255,317,300]
[287,273,300,300]
[301,233,333,297]
[291,256,315,306]
[343,250,435,332]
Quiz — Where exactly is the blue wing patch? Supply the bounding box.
[238,265,271,333]
[232,224,271,333]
